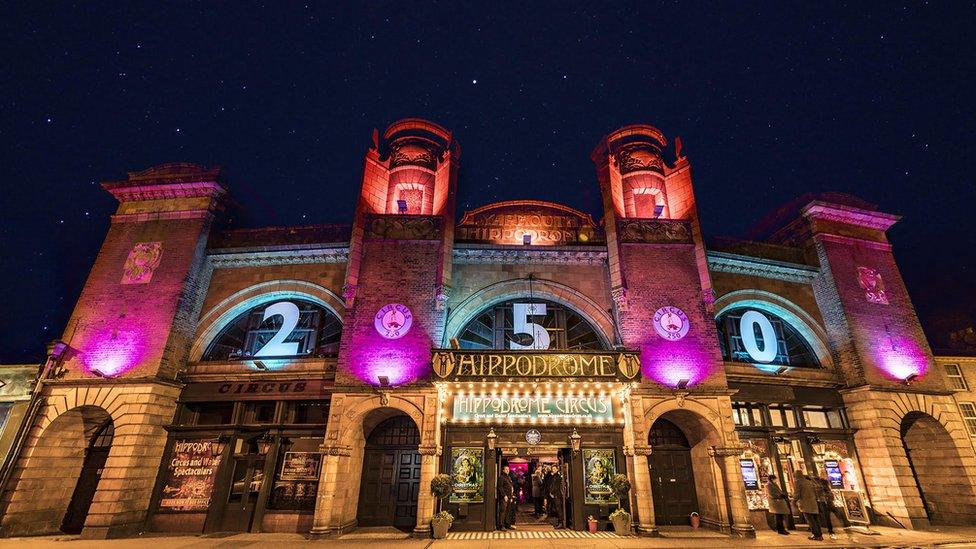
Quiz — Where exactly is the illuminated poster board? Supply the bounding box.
[159,439,225,511]
[824,460,843,488]
[739,459,759,490]
[583,449,618,504]
[450,447,485,503]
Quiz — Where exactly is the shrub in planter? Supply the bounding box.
[610,474,632,499]
[609,508,631,535]
[431,511,454,539]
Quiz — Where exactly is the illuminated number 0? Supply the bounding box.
[254,301,301,357]
[510,303,551,350]
[739,310,777,363]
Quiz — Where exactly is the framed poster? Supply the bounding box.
[824,460,843,488]
[450,447,484,503]
[839,490,869,524]
[739,459,759,490]
[583,449,618,504]
[159,439,225,511]
[280,452,321,481]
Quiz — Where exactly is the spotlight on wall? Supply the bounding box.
[675,378,689,390]
[449,337,460,349]
[774,365,789,375]
[89,367,110,378]
[523,234,532,245]
[903,373,919,385]
[253,360,268,371]
[378,375,391,387]
[654,204,665,218]
[397,199,408,214]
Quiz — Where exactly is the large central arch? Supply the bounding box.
[901,411,976,525]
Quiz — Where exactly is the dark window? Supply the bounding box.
[202,300,341,361]
[286,401,330,424]
[456,299,605,350]
[716,308,819,368]
[648,418,691,448]
[268,437,322,511]
[179,402,235,425]
[243,401,277,424]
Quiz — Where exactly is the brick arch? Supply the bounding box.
[443,278,615,348]
[189,280,345,361]
[713,289,834,369]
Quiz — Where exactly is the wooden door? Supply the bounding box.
[61,422,114,534]
[357,415,420,530]
[219,454,266,532]
[648,418,698,526]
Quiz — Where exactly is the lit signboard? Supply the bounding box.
[451,394,614,422]
[431,350,640,381]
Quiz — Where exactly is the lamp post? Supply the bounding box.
[569,428,582,453]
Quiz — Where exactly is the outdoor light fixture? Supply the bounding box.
[675,378,689,390]
[378,375,390,387]
[253,360,268,371]
[808,436,827,456]
[486,427,497,450]
[89,367,111,379]
[397,199,408,214]
[523,234,532,245]
[775,438,792,456]
[774,365,789,375]
[569,428,582,453]
[257,434,275,456]
[654,204,665,218]
[903,373,918,385]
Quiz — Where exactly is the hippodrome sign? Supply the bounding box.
[455,200,600,246]
[452,394,614,422]
[431,350,641,381]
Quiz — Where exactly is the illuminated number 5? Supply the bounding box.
[254,301,301,357]
[510,303,551,350]
[739,310,777,363]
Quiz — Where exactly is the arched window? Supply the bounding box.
[202,299,341,361]
[456,299,605,351]
[715,307,819,368]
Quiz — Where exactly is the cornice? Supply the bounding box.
[802,202,900,231]
[707,251,818,283]
[452,245,607,265]
[207,247,349,268]
[102,180,227,203]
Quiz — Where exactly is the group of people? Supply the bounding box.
[766,470,850,541]
[496,462,565,530]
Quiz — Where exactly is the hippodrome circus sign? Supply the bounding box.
[452,394,614,422]
[432,350,641,381]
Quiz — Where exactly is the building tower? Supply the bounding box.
[591,126,753,536]
[0,164,225,538]
[311,119,459,536]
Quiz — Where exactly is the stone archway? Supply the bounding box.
[1,405,112,536]
[901,412,976,525]
[310,391,439,537]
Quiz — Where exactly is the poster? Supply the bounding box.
[159,439,225,511]
[450,447,485,503]
[839,490,869,524]
[583,449,618,504]
[280,452,321,480]
[824,460,843,488]
[739,459,759,490]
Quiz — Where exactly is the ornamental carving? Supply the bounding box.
[121,242,163,284]
[389,139,438,170]
[618,219,692,244]
[617,145,664,175]
[856,266,888,304]
[366,214,442,240]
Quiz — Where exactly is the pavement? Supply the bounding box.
[0,525,975,548]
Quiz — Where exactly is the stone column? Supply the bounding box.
[630,445,659,536]
[309,445,350,538]
[709,446,755,538]
[413,444,440,536]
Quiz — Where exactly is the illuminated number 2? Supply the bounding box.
[254,301,301,357]
[510,303,551,350]
[739,310,777,363]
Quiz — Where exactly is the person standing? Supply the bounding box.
[815,471,849,539]
[793,470,823,541]
[541,464,553,517]
[548,464,565,528]
[531,468,543,516]
[497,465,515,530]
[765,474,791,535]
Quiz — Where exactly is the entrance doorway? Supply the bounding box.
[505,455,562,530]
[648,417,698,526]
[357,415,421,530]
[61,421,114,534]
[901,412,976,525]
[218,438,267,532]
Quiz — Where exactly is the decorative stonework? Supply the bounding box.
[435,284,451,311]
[611,286,629,312]
[618,219,692,244]
[706,252,818,283]
[389,138,439,170]
[617,144,665,175]
[366,214,442,240]
[856,266,889,304]
[121,242,163,284]
[207,247,348,269]
[452,247,607,265]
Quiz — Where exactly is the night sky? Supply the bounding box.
[2,3,974,363]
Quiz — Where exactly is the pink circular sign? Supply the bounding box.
[374,303,413,339]
[653,306,690,341]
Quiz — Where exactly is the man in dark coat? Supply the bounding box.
[815,471,849,538]
[765,474,791,535]
[541,465,553,517]
[497,465,515,530]
[548,464,565,528]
